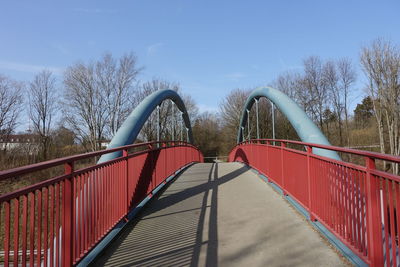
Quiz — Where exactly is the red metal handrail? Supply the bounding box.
[245,138,400,163]
[0,141,203,266]
[0,141,195,181]
[230,139,400,267]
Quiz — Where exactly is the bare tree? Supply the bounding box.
[192,112,222,159]
[337,58,356,146]
[97,53,141,136]
[323,59,357,146]
[273,72,303,140]
[0,75,23,145]
[63,53,141,151]
[219,88,251,143]
[361,39,400,173]
[302,56,329,131]
[273,58,356,146]
[219,86,300,153]
[275,71,301,100]
[323,60,344,145]
[135,79,198,142]
[136,79,178,141]
[63,62,107,151]
[29,70,58,159]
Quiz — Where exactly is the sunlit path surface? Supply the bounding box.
[92,163,346,267]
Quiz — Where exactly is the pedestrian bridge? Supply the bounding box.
[92,162,346,267]
[1,87,399,267]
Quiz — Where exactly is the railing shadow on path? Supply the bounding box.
[129,149,161,207]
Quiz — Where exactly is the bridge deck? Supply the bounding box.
[92,163,347,266]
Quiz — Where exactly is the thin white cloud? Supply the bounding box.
[73,8,117,14]
[0,61,63,75]
[251,64,260,70]
[224,72,246,81]
[279,57,302,71]
[52,43,70,55]
[147,42,164,55]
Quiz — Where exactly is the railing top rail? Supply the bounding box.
[0,140,196,181]
[240,139,400,164]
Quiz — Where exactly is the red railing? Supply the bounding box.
[0,141,203,266]
[229,139,400,267]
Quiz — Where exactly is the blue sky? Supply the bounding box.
[1,0,399,115]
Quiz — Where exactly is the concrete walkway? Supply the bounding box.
[92,163,347,267]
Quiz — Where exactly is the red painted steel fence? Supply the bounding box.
[0,141,203,267]
[229,139,400,267]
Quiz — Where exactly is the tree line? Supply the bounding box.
[194,39,400,174]
[1,38,399,173]
[0,52,198,170]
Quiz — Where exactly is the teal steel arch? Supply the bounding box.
[237,87,340,160]
[99,89,193,163]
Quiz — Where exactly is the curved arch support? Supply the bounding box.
[237,87,340,160]
[99,89,193,163]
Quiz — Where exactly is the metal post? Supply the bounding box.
[365,157,384,266]
[255,99,259,139]
[171,100,175,141]
[62,162,74,267]
[123,149,129,213]
[247,109,250,140]
[271,101,275,144]
[186,127,189,143]
[157,105,161,148]
[241,126,245,142]
[180,111,183,141]
[306,146,316,221]
[280,142,287,195]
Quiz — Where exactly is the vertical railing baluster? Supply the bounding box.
[365,157,384,267]
[29,193,35,267]
[123,149,129,215]
[43,188,48,267]
[13,198,20,266]
[37,190,42,267]
[388,179,397,266]
[4,201,10,266]
[281,142,287,195]
[62,161,74,266]
[266,140,270,176]
[49,185,54,267]
[21,195,28,266]
[55,183,60,267]
[0,204,2,264]
[306,146,316,221]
